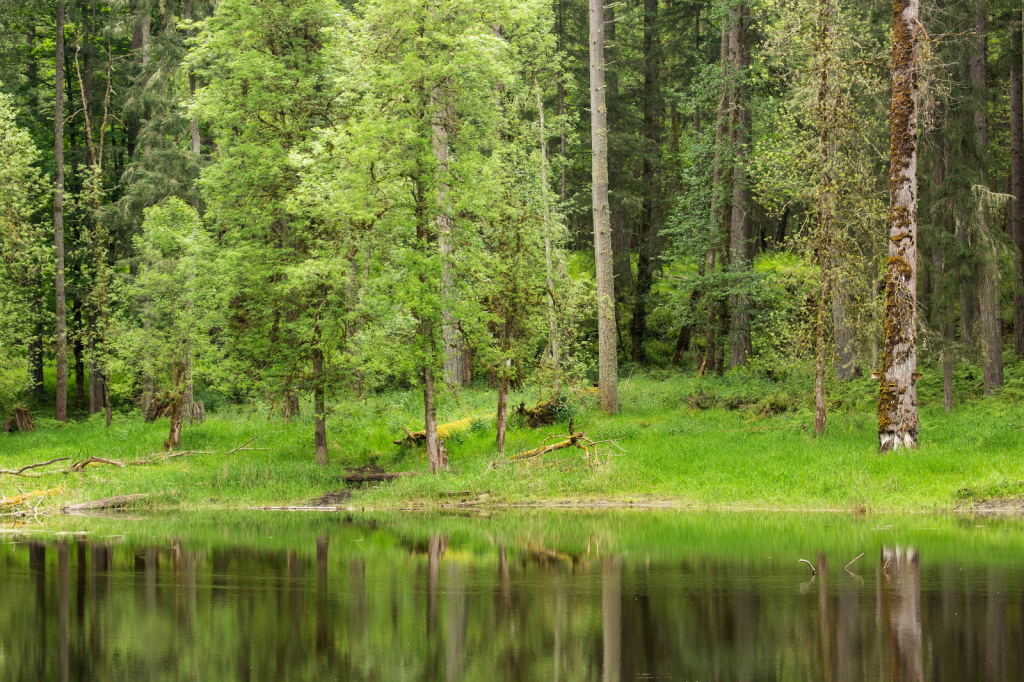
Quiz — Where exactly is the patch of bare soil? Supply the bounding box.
[308,490,353,506]
[961,498,1024,514]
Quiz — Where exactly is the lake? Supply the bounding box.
[1,510,1022,681]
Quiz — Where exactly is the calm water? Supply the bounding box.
[1,511,1023,681]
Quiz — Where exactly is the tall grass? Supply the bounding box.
[3,358,1024,511]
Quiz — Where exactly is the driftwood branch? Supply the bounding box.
[0,458,71,477]
[845,553,864,571]
[65,457,125,473]
[798,559,817,575]
[62,494,149,513]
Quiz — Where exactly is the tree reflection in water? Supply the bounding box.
[1,519,1023,681]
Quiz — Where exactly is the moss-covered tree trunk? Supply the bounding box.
[878,0,920,451]
[590,0,618,413]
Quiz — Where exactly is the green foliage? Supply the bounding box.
[111,198,224,405]
[0,90,49,413]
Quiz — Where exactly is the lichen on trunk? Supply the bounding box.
[878,0,920,451]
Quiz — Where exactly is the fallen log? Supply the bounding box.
[393,415,487,446]
[0,488,62,508]
[62,494,149,513]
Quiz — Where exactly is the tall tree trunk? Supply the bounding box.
[972,1,1002,394]
[630,0,661,363]
[54,0,68,423]
[814,0,835,435]
[1013,20,1024,356]
[878,0,920,451]
[590,0,619,413]
[432,89,468,389]
[537,86,560,393]
[73,299,84,409]
[312,342,328,466]
[88,312,102,414]
[496,364,508,454]
[423,351,446,473]
[728,2,752,368]
[702,28,730,377]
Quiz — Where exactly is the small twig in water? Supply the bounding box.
[798,559,817,575]
[845,553,864,571]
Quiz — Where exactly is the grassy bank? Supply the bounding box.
[3,363,1024,513]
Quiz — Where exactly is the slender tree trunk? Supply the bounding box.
[88,312,102,414]
[815,279,830,434]
[630,0,661,363]
[423,352,446,473]
[590,0,619,413]
[496,366,508,454]
[728,2,752,368]
[815,0,835,435]
[73,299,84,409]
[432,89,468,389]
[312,342,328,466]
[878,0,920,451]
[702,29,730,377]
[537,86,560,392]
[1014,18,1024,357]
[1011,14,1019,356]
[54,0,68,422]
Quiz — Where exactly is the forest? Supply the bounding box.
[1,0,1023,477]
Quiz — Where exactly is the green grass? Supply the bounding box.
[3,364,1024,513]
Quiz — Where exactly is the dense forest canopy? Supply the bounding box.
[1,0,1022,460]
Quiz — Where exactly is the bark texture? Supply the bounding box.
[431,89,468,389]
[313,345,328,466]
[54,0,68,422]
[590,0,619,413]
[878,0,920,451]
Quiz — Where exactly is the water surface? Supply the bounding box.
[1,511,1022,681]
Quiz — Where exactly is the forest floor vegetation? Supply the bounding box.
[4,358,1024,515]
